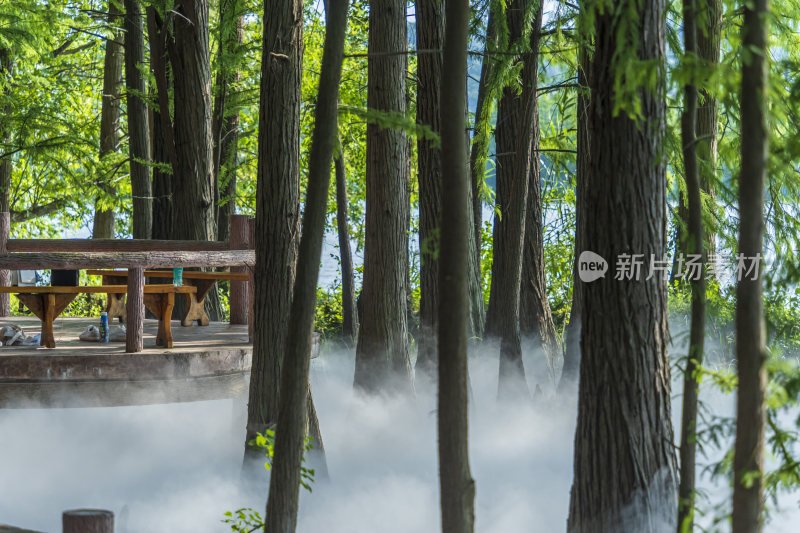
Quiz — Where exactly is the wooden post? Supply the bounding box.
[126,268,144,352]
[229,214,250,324]
[248,216,255,341]
[62,509,113,533]
[0,212,9,316]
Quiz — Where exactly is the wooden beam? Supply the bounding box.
[85,269,249,281]
[0,250,254,270]
[7,239,234,252]
[0,285,196,294]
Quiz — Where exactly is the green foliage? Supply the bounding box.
[315,286,344,337]
[223,430,316,532]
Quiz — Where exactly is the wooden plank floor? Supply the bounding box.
[0,316,250,355]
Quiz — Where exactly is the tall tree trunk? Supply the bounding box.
[353,0,413,394]
[93,0,124,239]
[168,0,223,322]
[732,0,769,530]
[484,0,538,399]
[697,0,721,255]
[469,6,496,260]
[124,0,152,239]
[414,0,445,378]
[147,6,175,240]
[335,144,357,344]
[518,5,558,382]
[245,0,303,456]
[0,47,12,213]
[671,0,721,279]
[566,0,678,528]
[465,7,496,340]
[677,0,706,529]
[560,45,590,391]
[212,0,243,244]
[438,0,476,529]
[168,0,215,242]
[0,47,12,317]
[264,1,348,529]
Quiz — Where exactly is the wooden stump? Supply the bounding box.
[62,509,113,533]
[229,214,250,325]
[247,216,255,342]
[126,268,144,353]
[0,212,9,317]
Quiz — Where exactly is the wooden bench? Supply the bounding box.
[0,285,196,349]
[86,269,248,327]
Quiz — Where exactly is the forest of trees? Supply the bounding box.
[3,0,800,531]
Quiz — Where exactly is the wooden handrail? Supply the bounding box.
[6,239,235,253]
[0,250,255,270]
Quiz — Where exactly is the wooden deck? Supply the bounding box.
[0,316,252,407]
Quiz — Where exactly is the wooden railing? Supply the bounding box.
[0,213,256,352]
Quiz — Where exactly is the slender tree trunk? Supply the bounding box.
[566,0,678,528]
[518,5,559,382]
[245,0,303,457]
[677,0,706,529]
[335,144,357,344]
[438,0,476,529]
[732,0,769,530]
[465,7,496,340]
[125,0,152,239]
[0,47,12,213]
[212,1,243,244]
[93,0,124,239]
[264,2,348,529]
[469,7,496,258]
[484,0,538,399]
[560,45,590,391]
[147,7,175,240]
[353,0,413,394]
[168,0,215,242]
[0,47,12,317]
[697,0,721,255]
[414,0,445,378]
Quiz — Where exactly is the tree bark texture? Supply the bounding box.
[124,0,152,239]
[0,49,12,318]
[566,0,678,529]
[469,6,496,258]
[696,0,721,255]
[264,2,348,530]
[335,146,357,344]
[246,0,303,455]
[353,0,413,394]
[169,0,216,242]
[732,0,769,530]
[147,7,176,240]
[0,47,12,214]
[93,0,124,239]
[438,0,476,530]
[484,0,538,399]
[518,5,559,379]
[677,0,706,529]
[560,44,590,391]
[414,0,445,377]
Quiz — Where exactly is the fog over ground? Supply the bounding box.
[1,327,798,532]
